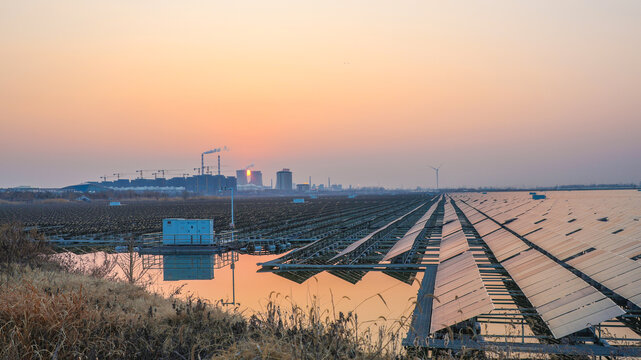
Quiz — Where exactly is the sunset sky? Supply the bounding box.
[1,1,640,188]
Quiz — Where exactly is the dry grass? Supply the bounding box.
[0,264,406,359]
[0,264,246,359]
[0,222,51,268]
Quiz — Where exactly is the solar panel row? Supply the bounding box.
[475,192,641,309]
[441,198,462,237]
[502,249,624,338]
[331,203,425,260]
[383,200,439,261]
[454,197,626,338]
[431,250,495,333]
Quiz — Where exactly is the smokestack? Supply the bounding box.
[201,146,228,177]
[328,177,331,189]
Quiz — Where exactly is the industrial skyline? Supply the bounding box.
[2,149,641,191]
[59,164,359,195]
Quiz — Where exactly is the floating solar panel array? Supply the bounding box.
[405,200,494,342]
[260,190,641,355]
[487,193,641,310]
[453,190,641,342]
[331,203,426,261]
[471,193,641,305]
[455,200,625,338]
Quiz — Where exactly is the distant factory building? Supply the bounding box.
[114,179,131,187]
[225,176,237,191]
[296,183,310,192]
[236,170,248,185]
[207,174,228,193]
[276,168,293,191]
[249,170,263,187]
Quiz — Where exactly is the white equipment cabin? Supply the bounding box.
[162,218,214,245]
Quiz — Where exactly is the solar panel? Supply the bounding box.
[331,203,425,260]
[567,249,641,308]
[430,251,494,333]
[502,249,624,338]
[474,219,500,237]
[439,230,469,262]
[481,228,530,262]
[383,201,439,261]
[441,202,461,237]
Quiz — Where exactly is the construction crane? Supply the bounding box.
[112,172,137,180]
[135,169,156,180]
[153,169,188,180]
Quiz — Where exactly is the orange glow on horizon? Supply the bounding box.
[1,1,640,188]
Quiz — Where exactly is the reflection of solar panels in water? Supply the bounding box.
[141,254,163,270]
[272,270,320,284]
[328,269,366,284]
[381,270,417,284]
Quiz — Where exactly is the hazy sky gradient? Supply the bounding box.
[1,1,640,188]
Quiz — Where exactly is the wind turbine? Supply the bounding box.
[428,164,442,191]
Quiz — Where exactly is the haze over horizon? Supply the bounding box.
[1,1,640,189]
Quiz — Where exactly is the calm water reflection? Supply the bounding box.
[161,255,216,281]
[138,253,422,333]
